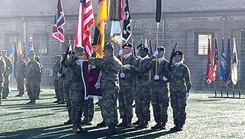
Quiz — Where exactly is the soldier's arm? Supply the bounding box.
[88,58,105,69]
[184,65,192,91]
[0,60,6,74]
[6,59,13,75]
[65,56,78,68]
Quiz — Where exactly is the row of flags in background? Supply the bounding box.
[9,40,34,78]
[52,0,133,58]
[206,37,238,85]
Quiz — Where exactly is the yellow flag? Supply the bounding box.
[93,0,107,58]
[17,40,23,54]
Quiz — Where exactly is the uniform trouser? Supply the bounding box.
[3,79,10,98]
[118,82,133,119]
[26,81,39,100]
[63,83,71,119]
[69,83,86,125]
[54,80,59,100]
[135,84,151,122]
[0,81,3,104]
[151,86,169,123]
[170,89,187,125]
[83,98,94,120]
[101,89,118,126]
[16,77,25,96]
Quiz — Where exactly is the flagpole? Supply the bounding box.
[155,22,159,76]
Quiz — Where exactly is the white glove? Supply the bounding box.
[154,75,160,80]
[57,72,62,78]
[162,76,168,81]
[124,64,131,70]
[119,50,124,56]
[153,50,159,57]
[186,91,189,98]
[95,82,101,89]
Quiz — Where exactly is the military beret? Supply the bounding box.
[138,44,149,53]
[104,43,114,51]
[122,42,133,49]
[175,51,183,56]
[75,46,84,53]
[157,46,165,51]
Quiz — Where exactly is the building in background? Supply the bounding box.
[0,0,245,89]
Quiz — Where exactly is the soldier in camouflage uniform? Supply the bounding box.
[63,51,74,125]
[123,44,152,129]
[15,54,27,97]
[1,50,13,99]
[81,97,94,125]
[35,56,43,99]
[25,51,42,104]
[169,51,191,132]
[0,50,6,105]
[88,43,122,135]
[117,42,136,128]
[65,46,88,133]
[150,46,169,130]
[53,55,64,103]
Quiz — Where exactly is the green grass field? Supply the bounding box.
[0,86,244,139]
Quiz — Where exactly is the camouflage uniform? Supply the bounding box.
[63,60,73,121]
[150,57,169,129]
[169,52,191,130]
[130,56,152,127]
[0,54,6,105]
[88,55,122,127]
[15,55,27,96]
[118,52,136,127]
[35,56,43,99]
[82,98,94,124]
[65,55,88,129]
[53,56,64,103]
[2,51,13,99]
[25,52,42,104]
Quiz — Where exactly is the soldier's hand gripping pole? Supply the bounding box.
[58,45,70,76]
[168,43,177,72]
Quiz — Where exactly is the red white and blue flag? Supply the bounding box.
[74,0,94,58]
[52,0,66,42]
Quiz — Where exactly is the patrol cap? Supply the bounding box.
[29,50,35,55]
[75,46,84,54]
[122,42,133,49]
[68,51,74,55]
[104,43,114,51]
[174,51,183,56]
[157,46,165,51]
[138,44,149,53]
[1,50,7,54]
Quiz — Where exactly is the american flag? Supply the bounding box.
[52,0,66,42]
[74,0,94,58]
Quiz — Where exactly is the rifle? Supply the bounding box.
[168,43,177,72]
[58,46,69,76]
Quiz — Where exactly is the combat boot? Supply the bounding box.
[151,122,162,130]
[64,119,72,125]
[106,125,116,135]
[117,117,127,127]
[96,120,105,127]
[135,121,145,129]
[132,119,140,125]
[126,118,132,128]
[161,122,166,130]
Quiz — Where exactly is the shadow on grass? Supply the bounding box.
[0,124,178,139]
